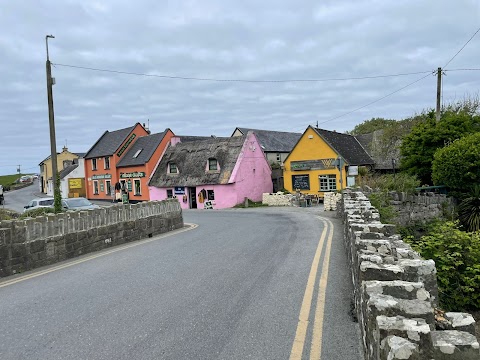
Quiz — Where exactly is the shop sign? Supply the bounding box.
[68,178,83,189]
[117,133,136,157]
[290,158,335,171]
[100,182,104,192]
[120,171,146,178]
[174,186,185,195]
[348,166,359,176]
[127,180,132,192]
[92,174,112,180]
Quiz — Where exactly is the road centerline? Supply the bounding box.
[289,218,329,360]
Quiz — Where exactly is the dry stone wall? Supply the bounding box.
[339,190,479,359]
[0,199,183,277]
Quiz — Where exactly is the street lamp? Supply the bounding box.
[45,34,58,203]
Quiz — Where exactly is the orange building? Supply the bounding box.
[116,129,174,202]
[84,123,174,202]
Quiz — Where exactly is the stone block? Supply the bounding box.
[397,259,438,306]
[431,330,480,359]
[359,262,405,282]
[444,313,477,336]
[364,281,431,302]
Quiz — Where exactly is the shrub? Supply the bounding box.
[368,192,396,223]
[362,173,420,194]
[404,221,480,310]
[20,207,55,219]
[458,185,480,232]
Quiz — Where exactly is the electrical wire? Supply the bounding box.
[316,72,433,126]
[443,26,480,69]
[51,63,432,83]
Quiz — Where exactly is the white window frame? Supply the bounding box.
[276,153,281,162]
[105,180,111,195]
[169,163,178,174]
[208,158,218,171]
[93,180,99,195]
[133,179,141,196]
[92,158,97,171]
[319,175,337,192]
[104,156,110,170]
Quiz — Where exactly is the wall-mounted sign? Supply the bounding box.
[291,159,336,171]
[120,171,146,178]
[127,180,132,192]
[348,166,359,176]
[292,174,310,190]
[174,186,185,195]
[117,133,136,157]
[100,182,104,192]
[92,174,112,180]
[68,178,83,189]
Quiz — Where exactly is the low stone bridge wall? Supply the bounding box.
[339,190,479,359]
[0,199,183,277]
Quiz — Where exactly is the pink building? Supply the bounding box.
[148,132,273,209]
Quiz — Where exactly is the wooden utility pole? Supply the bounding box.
[46,35,58,196]
[436,67,442,122]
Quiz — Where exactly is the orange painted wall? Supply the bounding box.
[85,123,148,201]
[115,129,174,201]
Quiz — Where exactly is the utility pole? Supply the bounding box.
[436,67,442,122]
[46,35,58,199]
[17,165,21,175]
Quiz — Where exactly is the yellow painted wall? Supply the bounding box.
[40,149,80,193]
[283,127,347,197]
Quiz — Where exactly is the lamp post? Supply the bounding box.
[45,35,58,200]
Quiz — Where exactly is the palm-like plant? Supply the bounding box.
[458,185,480,232]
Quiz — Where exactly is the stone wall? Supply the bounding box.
[0,199,183,277]
[262,192,293,206]
[339,190,479,359]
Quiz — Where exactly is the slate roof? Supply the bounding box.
[313,127,374,165]
[234,128,301,152]
[84,124,137,159]
[149,136,246,187]
[117,131,169,168]
[59,164,79,179]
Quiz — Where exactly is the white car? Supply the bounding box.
[23,197,55,213]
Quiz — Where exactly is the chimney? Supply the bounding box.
[143,121,151,134]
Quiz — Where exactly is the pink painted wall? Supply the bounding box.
[148,132,273,209]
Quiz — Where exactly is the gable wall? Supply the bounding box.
[283,127,347,197]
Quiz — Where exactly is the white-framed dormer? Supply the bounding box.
[168,162,178,174]
[206,157,219,172]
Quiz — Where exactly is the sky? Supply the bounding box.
[0,0,479,175]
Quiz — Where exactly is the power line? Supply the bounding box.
[51,62,432,83]
[317,72,433,126]
[445,68,480,72]
[443,26,480,69]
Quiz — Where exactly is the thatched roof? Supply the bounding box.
[149,136,246,187]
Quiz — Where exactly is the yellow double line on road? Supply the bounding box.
[289,216,334,360]
[0,223,197,289]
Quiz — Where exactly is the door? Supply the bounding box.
[189,187,197,209]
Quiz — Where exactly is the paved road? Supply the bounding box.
[2,180,42,213]
[0,207,362,359]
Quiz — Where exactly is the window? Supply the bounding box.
[208,158,218,171]
[133,149,143,158]
[92,158,97,171]
[104,156,110,170]
[169,163,178,174]
[207,190,215,200]
[106,180,112,195]
[134,179,141,195]
[93,180,99,195]
[276,153,281,162]
[319,175,337,192]
[166,189,173,198]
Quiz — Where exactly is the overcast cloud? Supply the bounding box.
[1,0,479,175]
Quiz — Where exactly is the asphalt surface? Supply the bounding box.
[0,206,362,359]
[2,180,43,213]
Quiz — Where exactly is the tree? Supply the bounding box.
[348,117,395,135]
[400,109,480,184]
[54,172,62,213]
[432,132,480,191]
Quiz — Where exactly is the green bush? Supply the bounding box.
[458,185,480,232]
[368,192,397,223]
[404,221,480,310]
[20,207,55,219]
[363,173,420,194]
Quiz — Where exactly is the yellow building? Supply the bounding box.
[39,147,85,194]
[283,126,374,198]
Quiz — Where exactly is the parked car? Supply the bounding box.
[61,197,100,211]
[24,197,55,212]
